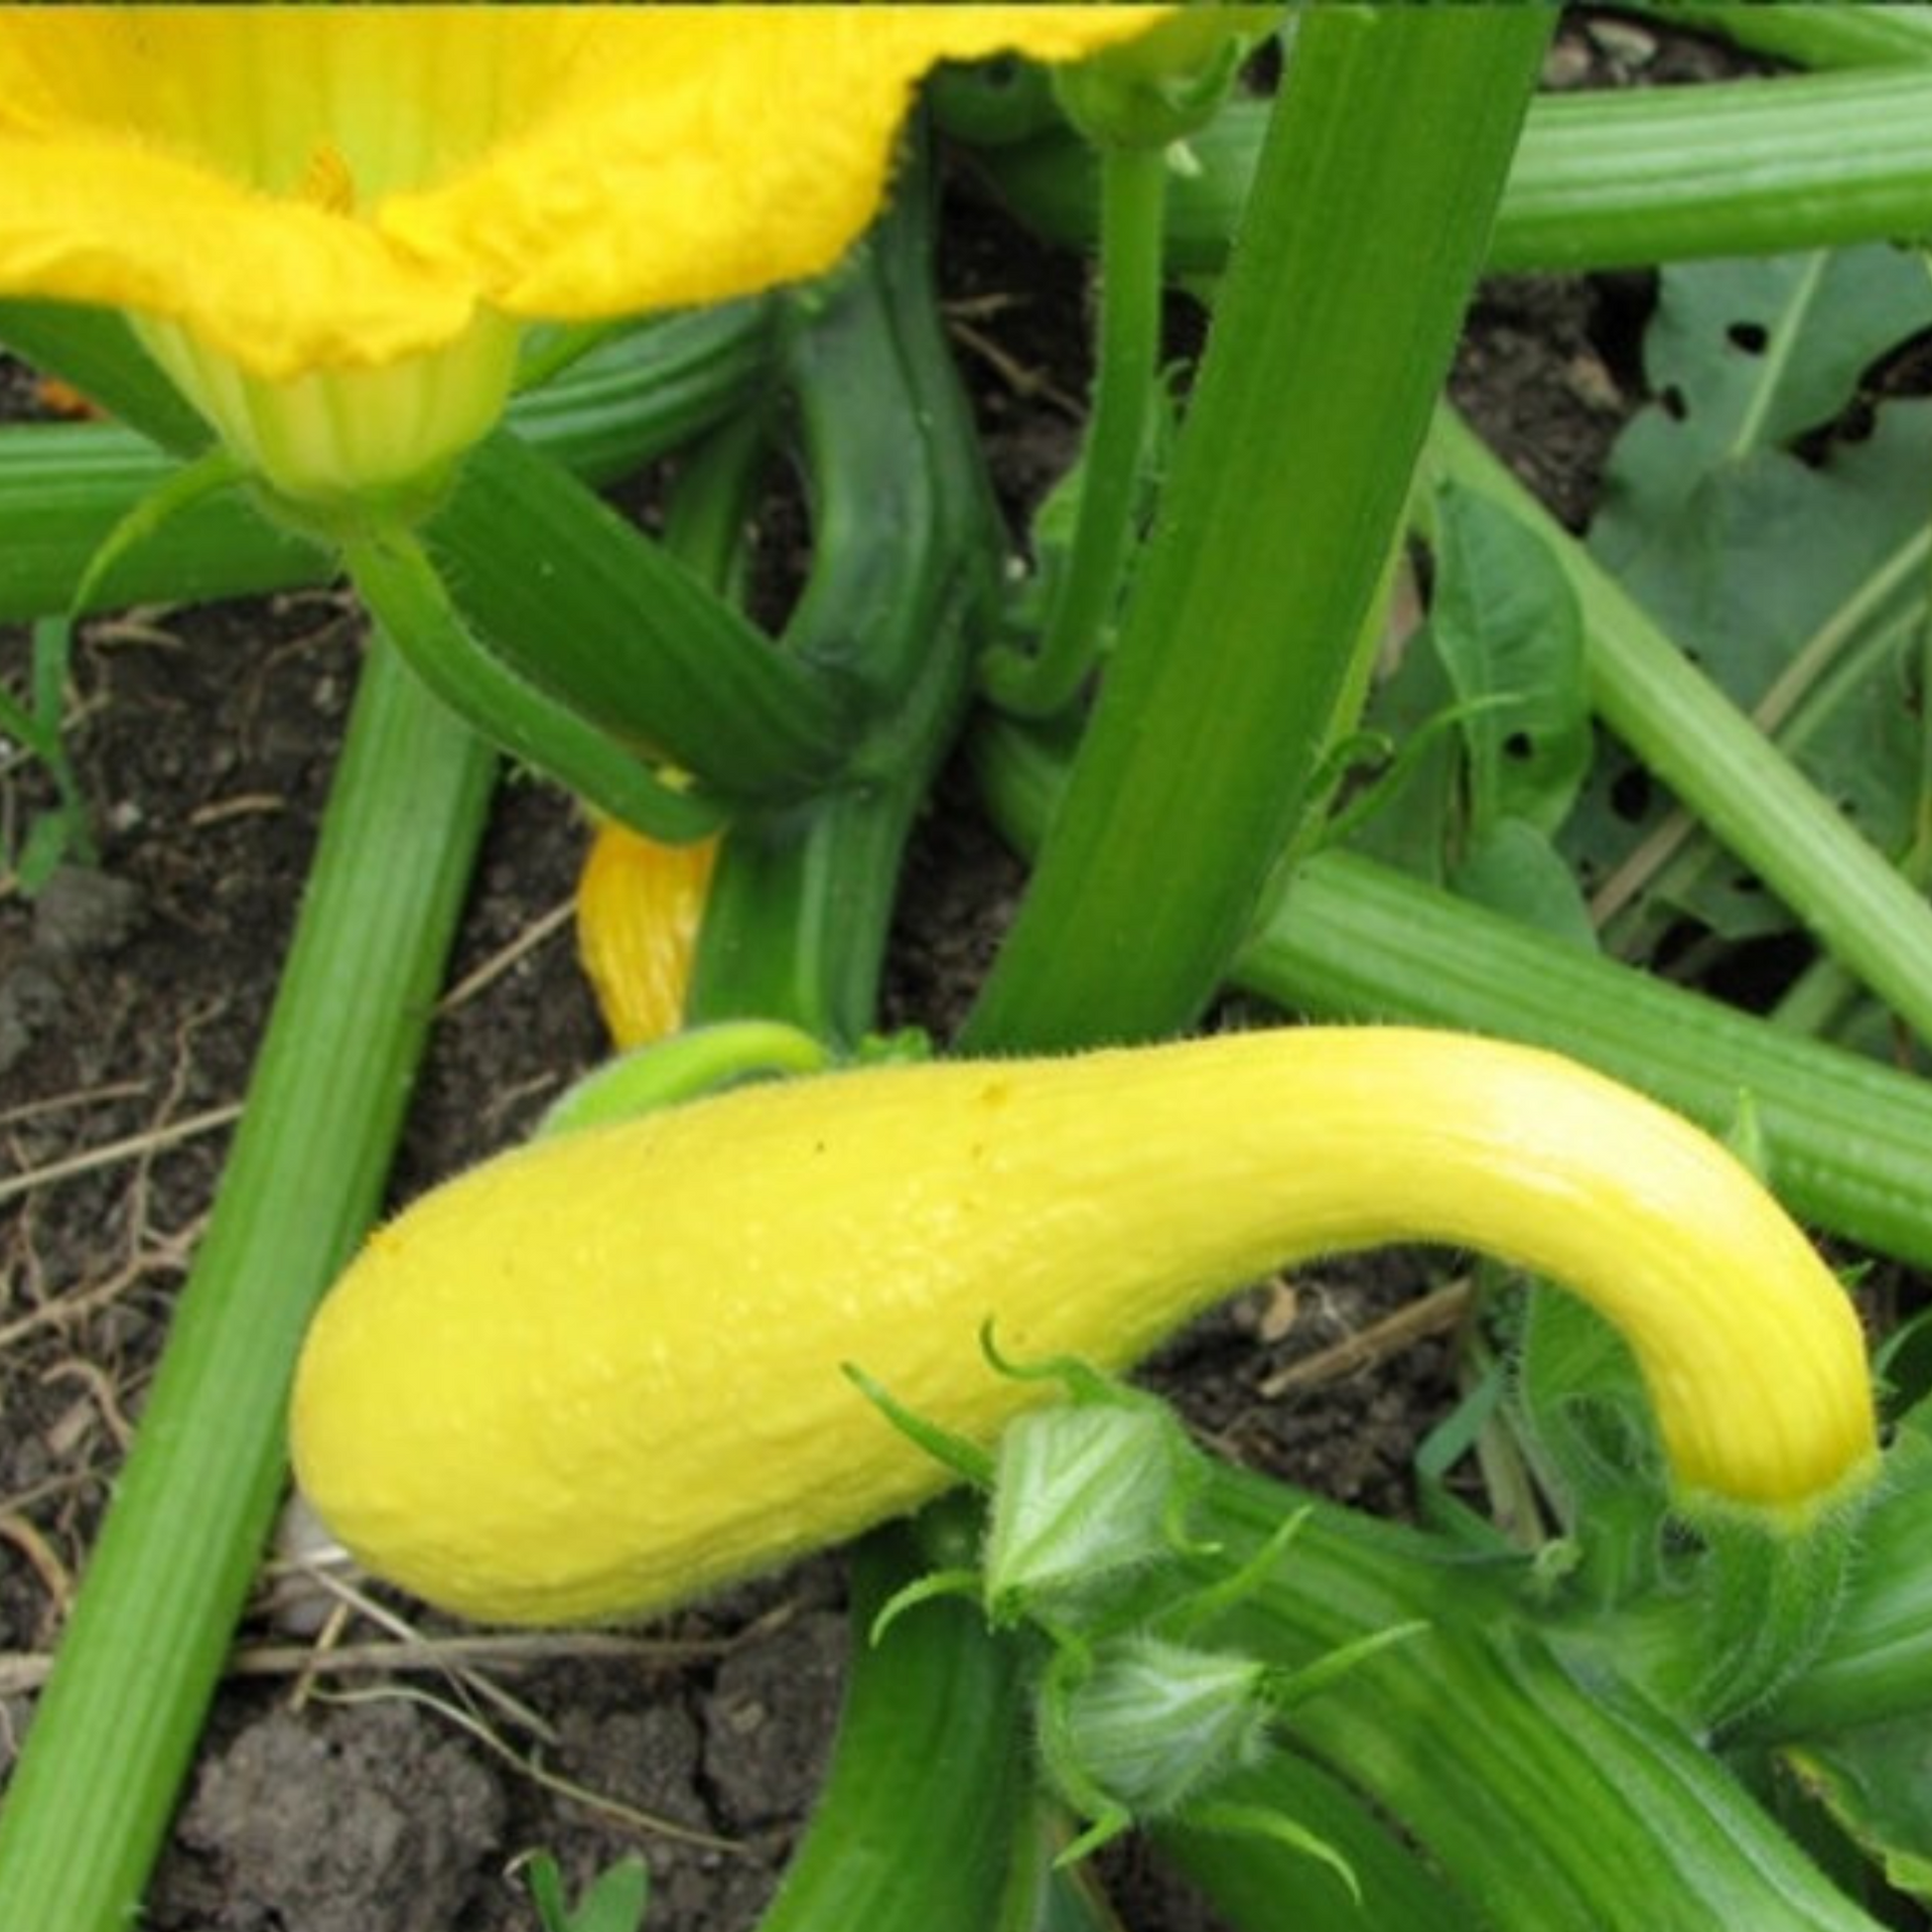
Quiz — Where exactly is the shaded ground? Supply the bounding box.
[0,15,1818,1931]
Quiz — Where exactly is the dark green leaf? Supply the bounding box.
[1449,817,1596,949]
[1427,483,1591,839]
[1575,246,1932,948]
[1598,246,1932,496]
[1787,1725,1932,1904]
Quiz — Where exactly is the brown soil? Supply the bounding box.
[0,16,1803,1931]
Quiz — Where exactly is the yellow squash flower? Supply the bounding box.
[0,5,1168,512]
[575,821,720,1050]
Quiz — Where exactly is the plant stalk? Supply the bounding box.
[1191,1468,1884,1931]
[0,302,774,622]
[0,641,495,1932]
[980,140,1168,720]
[962,4,1551,1050]
[980,67,1932,279]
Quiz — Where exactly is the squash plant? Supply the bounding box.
[4,8,1932,1930]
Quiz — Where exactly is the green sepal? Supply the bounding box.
[1039,1631,1327,1867]
[867,1569,984,1650]
[1175,1799,1360,1906]
[67,446,246,618]
[1050,9,1277,152]
[842,1362,997,1489]
[1160,1508,1308,1643]
[848,1027,934,1067]
[1262,1619,1430,1716]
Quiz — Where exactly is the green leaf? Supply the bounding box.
[1449,817,1596,950]
[571,1859,651,1932]
[1425,483,1591,839]
[1513,1287,1660,1535]
[1573,247,1932,948]
[1341,644,1457,887]
[522,1854,571,1928]
[1787,1725,1932,1905]
[1597,246,1932,493]
[520,1852,650,1932]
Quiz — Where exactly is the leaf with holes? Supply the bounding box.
[1594,244,1932,544]
[1425,481,1591,843]
[1569,246,1932,952]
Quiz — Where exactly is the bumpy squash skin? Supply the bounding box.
[290,1028,1877,1626]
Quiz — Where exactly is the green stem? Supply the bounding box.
[980,142,1167,720]
[1430,406,1932,1054]
[1771,567,1932,1041]
[0,300,210,455]
[1591,575,1926,951]
[658,409,770,607]
[982,68,1932,279]
[508,301,775,492]
[0,641,494,1932]
[0,420,323,621]
[424,430,858,805]
[1490,69,1932,272]
[1191,1469,1882,1931]
[345,528,724,844]
[688,148,997,1041]
[1621,3,1932,71]
[1157,1750,1475,1931]
[754,1531,1034,1932]
[962,5,1551,1051]
[5,619,95,866]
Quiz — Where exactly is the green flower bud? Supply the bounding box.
[1042,1634,1275,1824]
[982,1398,1198,1625]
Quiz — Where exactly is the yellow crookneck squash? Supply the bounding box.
[291,1027,1877,1626]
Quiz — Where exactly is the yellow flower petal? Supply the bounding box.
[0,4,1168,504]
[0,6,1171,377]
[381,8,1176,323]
[0,143,475,379]
[575,822,720,1050]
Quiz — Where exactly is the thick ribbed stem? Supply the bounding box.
[0,641,494,1932]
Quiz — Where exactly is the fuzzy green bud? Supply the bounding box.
[1042,1635,1274,1823]
[983,1399,1197,1624]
